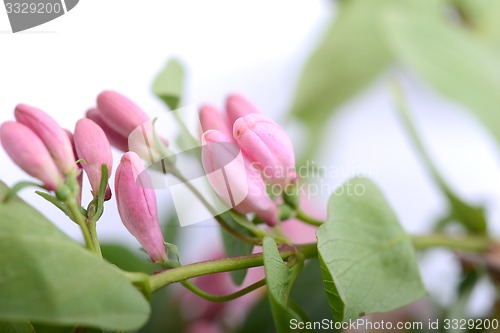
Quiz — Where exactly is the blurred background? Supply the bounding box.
[1,0,500,331]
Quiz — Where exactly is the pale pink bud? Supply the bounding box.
[202,130,278,226]
[96,90,150,138]
[74,119,113,200]
[0,121,62,190]
[225,94,258,127]
[115,152,166,262]
[86,108,129,152]
[233,113,296,187]
[199,104,232,136]
[14,104,76,175]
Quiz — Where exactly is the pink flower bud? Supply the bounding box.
[202,130,278,226]
[233,113,296,187]
[74,119,113,200]
[225,94,258,127]
[14,104,76,175]
[115,152,166,262]
[199,104,232,136]
[96,90,150,138]
[1,121,63,190]
[86,108,129,152]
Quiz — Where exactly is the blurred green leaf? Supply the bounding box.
[263,237,310,332]
[101,243,158,274]
[291,0,392,162]
[220,212,253,285]
[451,0,500,52]
[290,259,333,328]
[393,84,488,234]
[152,58,185,110]
[237,259,332,333]
[384,2,500,142]
[473,1,500,52]
[136,287,185,333]
[317,177,426,322]
[0,321,34,333]
[236,293,273,333]
[0,182,150,331]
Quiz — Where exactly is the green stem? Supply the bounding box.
[180,279,266,302]
[295,209,323,226]
[392,84,450,193]
[412,234,492,252]
[87,221,102,257]
[146,234,496,294]
[392,83,487,234]
[67,201,95,253]
[150,243,318,292]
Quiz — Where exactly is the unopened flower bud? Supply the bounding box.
[96,90,150,138]
[1,121,62,190]
[225,94,258,127]
[86,108,128,152]
[15,104,76,175]
[199,104,232,136]
[233,113,296,187]
[202,130,278,226]
[115,152,166,262]
[74,119,113,200]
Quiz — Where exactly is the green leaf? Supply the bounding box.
[262,237,311,333]
[393,84,488,234]
[152,58,185,110]
[220,212,254,285]
[317,177,426,322]
[0,182,150,331]
[0,321,34,333]
[238,259,333,333]
[451,0,500,52]
[291,0,392,162]
[384,2,500,142]
[101,243,158,274]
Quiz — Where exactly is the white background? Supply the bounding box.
[0,0,499,315]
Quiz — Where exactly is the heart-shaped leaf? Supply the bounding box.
[317,177,426,322]
[0,182,150,330]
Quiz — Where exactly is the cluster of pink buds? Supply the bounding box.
[87,91,166,262]
[200,94,296,226]
[0,92,167,262]
[0,104,77,193]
